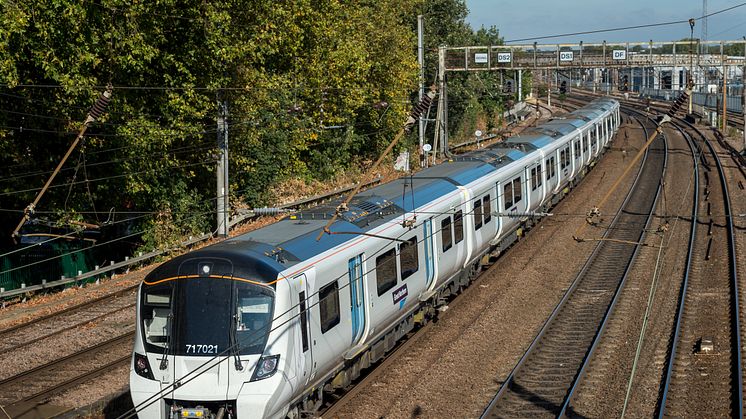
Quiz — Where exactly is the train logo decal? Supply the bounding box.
[392,284,408,309]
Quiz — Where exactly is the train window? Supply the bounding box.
[142,287,172,349]
[234,286,275,355]
[483,195,492,224]
[574,140,581,158]
[546,156,556,180]
[145,292,170,305]
[560,147,570,169]
[531,167,537,190]
[299,291,309,352]
[513,177,522,204]
[319,281,340,333]
[454,210,464,243]
[474,199,483,230]
[399,237,419,280]
[503,182,513,209]
[376,248,398,296]
[583,135,589,153]
[441,217,453,252]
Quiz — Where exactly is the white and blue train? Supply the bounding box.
[130,98,620,418]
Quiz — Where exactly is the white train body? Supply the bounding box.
[130,98,620,418]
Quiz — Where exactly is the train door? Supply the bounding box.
[347,255,366,344]
[423,218,436,290]
[295,272,315,385]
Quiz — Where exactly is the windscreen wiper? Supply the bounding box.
[160,313,172,370]
[230,314,244,371]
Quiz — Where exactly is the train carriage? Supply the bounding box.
[130,98,620,419]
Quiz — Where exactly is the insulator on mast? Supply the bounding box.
[84,84,113,125]
[403,87,436,132]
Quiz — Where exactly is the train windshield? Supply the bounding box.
[141,278,275,357]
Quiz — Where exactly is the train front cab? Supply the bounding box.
[130,253,296,419]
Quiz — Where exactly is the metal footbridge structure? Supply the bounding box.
[430,39,746,156]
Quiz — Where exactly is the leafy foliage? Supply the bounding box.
[0,0,500,252]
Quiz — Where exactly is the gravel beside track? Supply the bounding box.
[326,104,644,418]
[722,143,746,410]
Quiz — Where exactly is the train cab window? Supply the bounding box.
[376,248,398,296]
[319,281,340,333]
[453,210,464,244]
[474,199,483,230]
[483,195,492,224]
[142,287,172,349]
[512,177,522,204]
[235,288,275,354]
[503,182,513,209]
[441,217,453,252]
[399,237,419,280]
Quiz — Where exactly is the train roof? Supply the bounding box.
[153,98,618,277]
[504,134,554,150]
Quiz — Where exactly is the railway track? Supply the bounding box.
[552,103,700,416]
[0,331,134,417]
[658,117,743,417]
[0,285,137,355]
[561,92,743,416]
[315,98,594,418]
[481,108,665,418]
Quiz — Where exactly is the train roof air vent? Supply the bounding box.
[353,200,380,213]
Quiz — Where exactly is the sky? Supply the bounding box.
[464,0,746,45]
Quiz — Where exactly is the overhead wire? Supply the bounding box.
[503,2,746,43]
[0,211,155,259]
[0,206,216,276]
[0,141,218,183]
[0,159,216,197]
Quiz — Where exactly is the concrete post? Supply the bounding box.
[216,100,229,237]
[417,15,425,165]
[673,42,678,90]
[518,69,523,102]
[437,45,448,156]
[722,41,727,130]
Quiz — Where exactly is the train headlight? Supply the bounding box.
[134,353,155,380]
[250,354,280,381]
